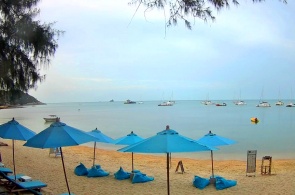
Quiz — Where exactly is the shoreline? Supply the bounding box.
[0,140,294,195]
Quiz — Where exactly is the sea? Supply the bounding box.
[1,100,295,161]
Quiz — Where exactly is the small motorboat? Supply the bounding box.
[124,99,136,104]
[43,115,58,123]
[216,103,226,106]
[286,103,295,107]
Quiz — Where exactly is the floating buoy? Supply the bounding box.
[250,117,259,123]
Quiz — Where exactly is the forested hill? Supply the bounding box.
[0,91,45,106]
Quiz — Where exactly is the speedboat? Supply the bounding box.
[256,101,271,107]
[43,115,58,122]
[275,100,284,106]
[158,101,173,106]
[124,99,136,104]
[216,103,226,106]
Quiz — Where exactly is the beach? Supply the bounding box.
[0,141,294,195]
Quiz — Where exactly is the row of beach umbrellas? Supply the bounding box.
[0,118,236,195]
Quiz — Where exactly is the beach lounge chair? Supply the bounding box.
[0,167,12,175]
[0,171,46,195]
[49,148,61,157]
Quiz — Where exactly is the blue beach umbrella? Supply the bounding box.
[113,131,144,172]
[197,130,236,181]
[118,125,216,195]
[0,118,36,181]
[87,128,114,166]
[24,118,98,195]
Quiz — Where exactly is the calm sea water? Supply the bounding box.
[1,100,294,161]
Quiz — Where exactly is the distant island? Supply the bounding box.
[0,90,45,108]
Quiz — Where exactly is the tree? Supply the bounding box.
[0,0,62,102]
[129,0,287,29]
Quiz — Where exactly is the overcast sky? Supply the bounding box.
[28,0,295,103]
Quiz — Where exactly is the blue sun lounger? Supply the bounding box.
[0,170,46,195]
[0,167,13,175]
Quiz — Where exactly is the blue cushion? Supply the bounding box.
[215,176,237,190]
[132,172,154,184]
[18,180,47,188]
[114,167,131,180]
[74,163,88,176]
[193,175,210,190]
[87,166,109,177]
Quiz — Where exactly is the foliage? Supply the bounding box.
[129,0,287,29]
[0,0,62,97]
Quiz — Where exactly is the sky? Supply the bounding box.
[28,0,295,103]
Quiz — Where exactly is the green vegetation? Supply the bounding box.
[130,0,287,29]
[0,0,62,101]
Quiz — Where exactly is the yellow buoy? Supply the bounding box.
[250,117,259,123]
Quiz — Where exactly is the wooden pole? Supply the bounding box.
[93,142,97,166]
[132,152,134,172]
[12,140,16,181]
[211,150,214,178]
[167,153,170,195]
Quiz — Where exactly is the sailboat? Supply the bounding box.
[169,91,175,105]
[234,90,246,105]
[275,89,284,106]
[158,92,173,106]
[202,93,214,105]
[256,88,271,107]
[286,88,295,107]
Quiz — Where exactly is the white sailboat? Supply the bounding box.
[275,89,284,106]
[286,88,295,107]
[234,90,246,105]
[256,88,271,107]
[158,92,174,106]
[202,93,214,105]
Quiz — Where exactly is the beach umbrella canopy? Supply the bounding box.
[24,118,98,195]
[118,125,216,195]
[113,131,144,145]
[0,118,36,181]
[197,130,236,180]
[87,128,114,166]
[113,131,144,172]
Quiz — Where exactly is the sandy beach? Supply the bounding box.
[0,140,294,195]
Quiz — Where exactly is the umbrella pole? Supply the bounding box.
[93,142,96,166]
[12,140,16,181]
[132,152,134,172]
[60,147,71,195]
[211,150,214,178]
[166,153,170,195]
[169,153,171,169]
